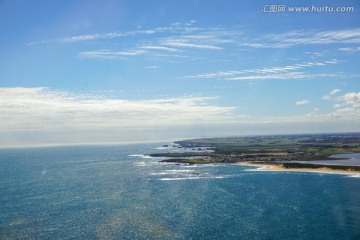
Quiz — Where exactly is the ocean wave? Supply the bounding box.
[133,161,170,167]
[160,177,202,181]
[164,169,195,173]
[244,166,272,171]
[151,169,197,176]
[181,163,222,168]
[150,168,229,180]
[159,175,228,181]
[151,169,199,176]
[347,174,360,178]
[133,161,151,167]
[128,154,155,159]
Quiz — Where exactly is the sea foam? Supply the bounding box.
[128,154,154,159]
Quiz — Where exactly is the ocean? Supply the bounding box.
[0,143,359,239]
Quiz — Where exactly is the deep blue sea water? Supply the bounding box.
[1,144,360,239]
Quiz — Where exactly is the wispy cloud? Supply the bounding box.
[161,39,223,50]
[144,65,161,69]
[139,45,181,52]
[27,23,359,89]
[78,50,148,59]
[183,60,340,81]
[296,100,310,106]
[28,32,123,46]
[306,108,319,117]
[57,22,235,60]
[27,21,201,46]
[28,21,239,62]
[240,28,360,48]
[339,46,360,54]
[28,27,171,46]
[29,24,360,65]
[157,28,237,50]
[226,73,338,81]
[322,88,341,100]
[61,32,125,43]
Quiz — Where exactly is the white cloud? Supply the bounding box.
[28,27,171,45]
[61,32,124,43]
[57,23,234,60]
[328,107,360,121]
[1,87,360,147]
[226,72,338,81]
[184,60,340,81]
[0,87,235,132]
[78,50,148,59]
[241,28,360,48]
[322,88,341,100]
[306,108,319,117]
[327,92,360,120]
[139,45,180,52]
[330,89,341,95]
[304,50,330,57]
[27,21,206,46]
[161,39,223,50]
[339,46,360,53]
[296,100,310,106]
[144,65,161,69]
[77,33,226,60]
[28,32,123,46]
[340,92,360,107]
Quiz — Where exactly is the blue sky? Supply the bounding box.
[1,0,360,147]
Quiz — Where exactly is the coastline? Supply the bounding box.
[153,134,360,175]
[239,162,360,175]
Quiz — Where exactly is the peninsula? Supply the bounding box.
[149,133,360,172]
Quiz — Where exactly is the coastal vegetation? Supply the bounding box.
[151,133,360,171]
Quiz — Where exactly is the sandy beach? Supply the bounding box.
[239,162,360,175]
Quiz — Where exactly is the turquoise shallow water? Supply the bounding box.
[1,144,360,239]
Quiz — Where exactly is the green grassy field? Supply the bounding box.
[174,133,360,161]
